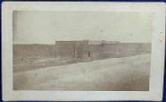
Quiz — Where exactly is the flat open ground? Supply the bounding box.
[13,53,150,91]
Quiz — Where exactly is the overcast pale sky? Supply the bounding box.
[13,11,152,44]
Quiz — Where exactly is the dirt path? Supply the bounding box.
[14,53,150,91]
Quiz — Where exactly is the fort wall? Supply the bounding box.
[13,42,151,60]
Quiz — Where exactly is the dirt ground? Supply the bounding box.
[13,53,150,91]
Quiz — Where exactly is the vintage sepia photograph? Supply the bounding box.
[2,2,165,101]
[13,11,152,91]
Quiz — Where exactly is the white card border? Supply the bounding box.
[2,2,165,101]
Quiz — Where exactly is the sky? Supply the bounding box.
[13,11,152,44]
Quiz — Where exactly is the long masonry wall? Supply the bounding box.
[13,42,151,59]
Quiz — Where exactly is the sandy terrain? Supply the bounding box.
[13,53,150,91]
